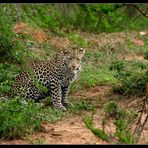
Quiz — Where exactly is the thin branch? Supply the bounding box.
[133,96,148,143]
[124,4,148,19]
[137,113,148,143]
[80,3,148,19]
[133,4,148,19]
[132,14,141,22]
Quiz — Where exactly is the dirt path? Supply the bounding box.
[0,115,107,144]
[29,115,108,144]
[1,111,147,144]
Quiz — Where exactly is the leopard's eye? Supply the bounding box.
[77,57,80,61]
[68,56,72,60]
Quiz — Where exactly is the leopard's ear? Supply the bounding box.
[79,48,85,53]
[78,48,85,57]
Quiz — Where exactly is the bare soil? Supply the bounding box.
[0,115,108,144]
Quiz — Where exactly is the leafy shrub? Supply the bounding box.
[83,100,138,144]
[104,100,138,120]
[103,100,138,144]
[0,63,21,94]
[109,60,125,71]
[66,4,147,33]
[114,119,135,144]
[110,60,148,96]
[0,96,66,139]
[144,51,148,60]
[113,71,148,96]
[20,4,60,30]
[0,5,25,63]
[104,100,118,117]
[0,98,42,139]
[1,4,147,35]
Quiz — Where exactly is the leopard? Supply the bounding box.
[12,47,85,111]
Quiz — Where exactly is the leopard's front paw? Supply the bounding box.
[63,101,73,108]
[54,105,67,112]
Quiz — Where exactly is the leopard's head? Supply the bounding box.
[65,47,85,73]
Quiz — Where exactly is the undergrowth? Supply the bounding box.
[0,4,147,142]
[84,100,139,144]
[0,98,42,139]
[109,60,148,96]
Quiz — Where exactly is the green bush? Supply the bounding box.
[83,100,138,144]
[144,51,148,60]
[0,63,21,94]
[110,60,148,96]
[109,60,125,71]
[21,4,60,30]
[104,100,138,120]
[114,119,135,144]
[104,100,118,117]
[1,4,147,35]
[0,97,66,139]
[113,71,148,96]
[0,5,25,63]
[64,4,147,33]
[0,98,42,139]
[103,100,138,144]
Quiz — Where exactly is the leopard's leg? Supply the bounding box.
[50,80,66,111]
[61,86,73,108]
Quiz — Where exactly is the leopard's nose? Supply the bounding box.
[76,67,79,71]
[72,66,75,70]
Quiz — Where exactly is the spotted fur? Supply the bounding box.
[12,48,85,111]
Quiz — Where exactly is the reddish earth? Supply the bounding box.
[118,54,145,61]
[13,22,48,43]
[0,115,107,144]
[28,115,108,144]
